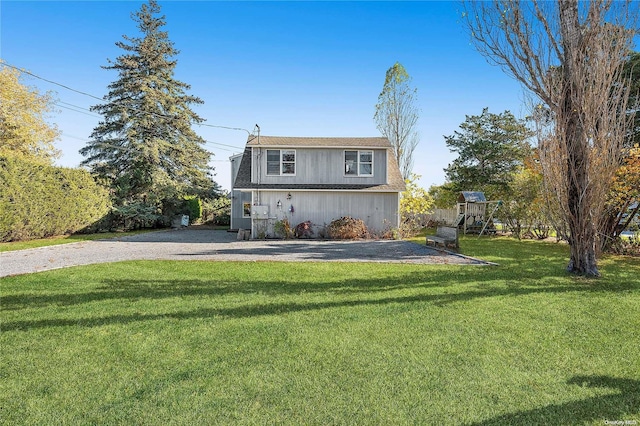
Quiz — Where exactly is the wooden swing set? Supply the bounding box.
[455,192,502,236]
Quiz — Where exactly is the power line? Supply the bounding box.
[197,123,250,134]
[202,143,238,153]
[57,100,95,112]
[61,133,91,141]
[3,60,254,139]
[56,103,101,118]
[201,139,244,150]
[53,99,246,145]
[61,132,241,153]
[2,62,104,101]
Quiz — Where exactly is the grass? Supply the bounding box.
[1,235,639,424]
[0,229,157,252]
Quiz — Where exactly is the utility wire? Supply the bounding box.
[61,133,90,142]
[3,60,253,142]
[2,62,104,101]
[56,103,101,118]
[197,123,251,134]
[57,100,97,113]
[61,132,240,153]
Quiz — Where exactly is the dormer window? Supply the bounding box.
[344,150,373,176]
[266,149,296,175]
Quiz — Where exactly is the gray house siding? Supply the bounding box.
[230,153,252,230]
[251,147,388,185]
[255,190,400,235]
[230,190,252,230]
[232,136,405,238]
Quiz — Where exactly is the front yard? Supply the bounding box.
[1,236,638,424]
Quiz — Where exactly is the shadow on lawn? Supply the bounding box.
[2,270,636,331]
[2,259,635,313]
[471,376,640,425]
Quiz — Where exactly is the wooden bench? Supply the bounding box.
[426,226,459,249]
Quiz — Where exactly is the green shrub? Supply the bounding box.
[202,196,231,225]
[184,196,202,223]
[213,213,230,226]
[0,154,111,241]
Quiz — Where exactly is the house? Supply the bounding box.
[230,135,406,238]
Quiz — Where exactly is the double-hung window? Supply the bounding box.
[344,150,373,176]
[266,149,295,176]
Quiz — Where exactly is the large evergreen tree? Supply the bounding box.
[80,0,212,208]
[443,108,532,200]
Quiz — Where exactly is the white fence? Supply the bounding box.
[422,209,458,225]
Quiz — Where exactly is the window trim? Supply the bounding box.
[242,202,251,218]
[266,149,296,176]
[344,150,374,177]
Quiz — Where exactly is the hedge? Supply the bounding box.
[0,154,111,242]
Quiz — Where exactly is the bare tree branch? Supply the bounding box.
[374,62,420,180]
[462,0,638,276]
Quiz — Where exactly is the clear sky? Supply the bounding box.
[1,0,529,191]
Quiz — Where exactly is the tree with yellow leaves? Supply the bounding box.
[400,174,434,236]
[0,62,60,162]
[601,145,640,251]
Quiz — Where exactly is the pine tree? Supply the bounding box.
[80,0,212,207]
[443,108,532,200]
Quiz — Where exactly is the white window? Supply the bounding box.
[242,202,251,218]
[344,150,373,176]
[266,149,296,175]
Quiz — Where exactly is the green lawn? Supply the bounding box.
[1,236,639,425]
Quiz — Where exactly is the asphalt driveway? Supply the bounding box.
[0,228,487,277]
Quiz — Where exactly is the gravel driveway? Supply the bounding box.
[0,228,487,277]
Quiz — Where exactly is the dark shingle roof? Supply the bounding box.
[233,147,253,189]
[233,136,405,192]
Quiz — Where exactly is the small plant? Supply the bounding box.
[274,218,292,239]
[328,216,368,239]
[608,232,640,256]
[314,223,329,239]
[255,220,268,239]
[294,221,314,239]
[389,227,401,240]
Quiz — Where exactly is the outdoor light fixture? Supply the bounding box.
[287,192,292,200]
[289,205,294,214]
[277,200,282,209]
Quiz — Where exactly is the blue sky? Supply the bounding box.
[1,0,528,191]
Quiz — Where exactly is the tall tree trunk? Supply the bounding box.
[559,0,599,276]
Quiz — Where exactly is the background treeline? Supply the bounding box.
[0,153,111,242]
